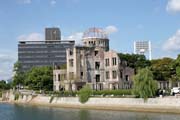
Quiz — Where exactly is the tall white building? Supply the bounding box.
[134,41,152,60]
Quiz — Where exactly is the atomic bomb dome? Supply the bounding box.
[82,27,108,39]
[82,27,109,51]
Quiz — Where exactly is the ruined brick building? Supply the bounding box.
[53,28,134,91]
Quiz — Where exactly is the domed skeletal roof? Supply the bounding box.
[82,27,108,39]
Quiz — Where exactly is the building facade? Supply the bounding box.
[18,27,75,71]
[45,27,61,40]
[53,28,134,91]
[18,40,75,71]
[82,27,109,51]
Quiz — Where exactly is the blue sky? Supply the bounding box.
[0,0,180,80]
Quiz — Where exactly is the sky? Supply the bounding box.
[0,0,180,80]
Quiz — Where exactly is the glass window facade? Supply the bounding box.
[18,40,74,71]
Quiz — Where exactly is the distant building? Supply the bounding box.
[53,28,134,91]
[45,27,61,40]
[134,41,152,60]
[18,40,75,71]
[18,28,75,71]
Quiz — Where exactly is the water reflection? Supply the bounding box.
[135,115,150,120]
[0,103,180,120]
[79,110,90,120]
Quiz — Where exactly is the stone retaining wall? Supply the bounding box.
[3,92,180,113]
[29,95,180,108]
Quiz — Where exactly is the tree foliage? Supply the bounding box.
[174,55,180,80]
[150,57,175,81]
[25,66,53,91]
[13,61,26,87]
[60,64,67,69]
[78,85,92,103]
[133,68,158,101]
[118,53,151,73]
[0,80,11,90]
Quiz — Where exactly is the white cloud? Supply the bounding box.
[63,32,83,45]
[17,0,32,4]
[166,0,180,13]
[0,51,17,80]
[17,33,44,41]
[63,25,118,45]
[163,29,180,51]
[104,25,118,34]
[50,0,56,6]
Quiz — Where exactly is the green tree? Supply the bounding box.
[174,55,180,80]
[25,66,53,91]
[176,67,180,79]
[13,61,26,88]
[118,53,151,73]
[171,55,180,85]
[175,54,180,66]
[133,68,158,101]
[0,80,11,90]
[78,85,92,103]
[150,57,175,81]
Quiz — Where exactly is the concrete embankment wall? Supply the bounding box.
[3,93,180,113]
[22,95,180,113]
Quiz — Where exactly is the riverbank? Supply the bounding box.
[2,94,180,114]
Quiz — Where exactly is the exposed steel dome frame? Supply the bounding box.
[82,27,108,39]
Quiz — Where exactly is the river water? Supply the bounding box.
[0,103,180,120]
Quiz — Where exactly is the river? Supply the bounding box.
[0,103,180,120]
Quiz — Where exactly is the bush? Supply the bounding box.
[78,85,92,103]
[14,93,19,100]
[49,96,54,103]
[0,91,2,98]
[42,90,77,97]
[63,91,77,97]
[92,89,132,96]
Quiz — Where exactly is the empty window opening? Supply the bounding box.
[96,75,100,82]
[105,59,109,66]
[94,51,98,56]
[125,75,129,81]
[69,59,74,67]
[112,71,117,79]
[95,62,100,70]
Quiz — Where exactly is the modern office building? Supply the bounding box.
[18,28,75,71]
[45,27,61,40]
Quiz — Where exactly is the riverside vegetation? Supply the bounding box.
[3,53,180,103]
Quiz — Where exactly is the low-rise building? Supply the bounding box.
[53,28,134,91]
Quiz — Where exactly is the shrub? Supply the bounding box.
[92,89,132,96]
[49,96,54,103]
[0,91,2,98]
[35,90,41,94]
[78,85,92,103]
[63,91,77,97]
[14,93,19,101]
